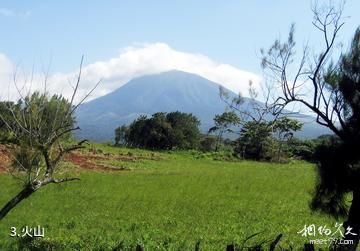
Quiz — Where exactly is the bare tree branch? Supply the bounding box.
[0,56,100,221]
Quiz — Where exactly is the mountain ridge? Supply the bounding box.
[76,70,330,142]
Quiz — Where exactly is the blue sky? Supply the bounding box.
[0,1,359,101]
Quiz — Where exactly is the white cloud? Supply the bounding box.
[0,54,13,74]
[0,54,16,100]
[0,43,261,103]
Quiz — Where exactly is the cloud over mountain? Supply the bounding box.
[0,43,261,102]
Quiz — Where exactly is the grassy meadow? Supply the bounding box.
[0,143,341,250]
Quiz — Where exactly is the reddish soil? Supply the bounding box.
[65,152,130,172]
[0,144,160,173]
[65,150,160,172]
[0,144,12,173]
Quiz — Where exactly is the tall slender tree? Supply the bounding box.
[209,111,240,151]
[261,2,360,249]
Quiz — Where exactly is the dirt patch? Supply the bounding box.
[65,152,131,172]
[0,144,161,173]
[64,149,161,172]
[86,148,162,161]
[113,153,161,162]
[0,144,13,173]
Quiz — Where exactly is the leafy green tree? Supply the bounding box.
[235,121,273,160]
[209,111,240,151]
[218,81,282,160]
[0,101,19,143]
[261,2,360,246]
[0,93,86,221]
[126,115,148,147]
[287,137,317,161]
[120,112,201,150]
[146,112,173,149]
[166,111,201,149]
[114,125,129,146]
[273,117,303,162]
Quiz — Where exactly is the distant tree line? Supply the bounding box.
[113,109,331,163]
[209,112,307,162]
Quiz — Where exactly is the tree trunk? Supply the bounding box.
[343,189,360,250]
[216,131,223,152]
[277,141,282,162]
[0,184,36,221]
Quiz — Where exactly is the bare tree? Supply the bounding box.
[219,80,274,124]
[0,56,100,221]
[261,1,360,249]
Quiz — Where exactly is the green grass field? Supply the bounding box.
[0,144,342,250]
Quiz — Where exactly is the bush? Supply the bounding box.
[287,138,317,161]
[199,135,217,152]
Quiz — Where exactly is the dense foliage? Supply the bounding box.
[234,121,273,160]
[0,101,19,143]
[208,111,240,151]
[310,28,360,218]
[209,111,304,161]
[0,91,84,221]
[0,93,75,145]
[261,3,360,244]
[115,111,201,150]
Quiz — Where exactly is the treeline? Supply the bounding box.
[114,111,330,162]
